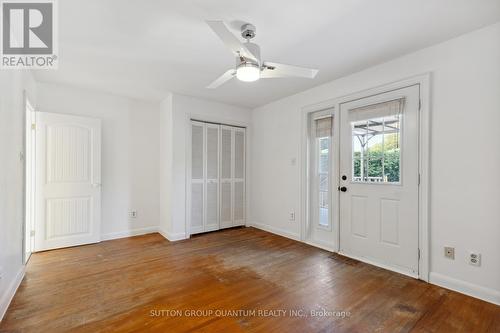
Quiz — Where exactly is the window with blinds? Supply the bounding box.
[315,116,333,138]
[311,114,333,229]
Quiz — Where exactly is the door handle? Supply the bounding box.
[338,186,347,192]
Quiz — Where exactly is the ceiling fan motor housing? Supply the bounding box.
[241,23,256,40]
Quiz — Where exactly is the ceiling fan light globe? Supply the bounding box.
[236,64,260,82]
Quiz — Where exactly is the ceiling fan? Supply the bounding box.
[206,21,319,89]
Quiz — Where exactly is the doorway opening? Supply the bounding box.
[303,78,429,279]
[188,120,246,236]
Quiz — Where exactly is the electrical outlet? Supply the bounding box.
[289,211,295,221]
[129,211,138,218]
[444,247,455,259]
[468,252,481,266]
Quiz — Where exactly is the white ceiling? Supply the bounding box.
[34,0,500,108]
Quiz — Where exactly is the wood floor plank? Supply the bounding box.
[1,227,498,332]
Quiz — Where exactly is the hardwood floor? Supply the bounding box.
[1,227,499,332]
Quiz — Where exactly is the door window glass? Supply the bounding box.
[318,136,330,226]
[352,114,401,183]
[313,115,333,228]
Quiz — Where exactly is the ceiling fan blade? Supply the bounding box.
[206,69,236,89]
[206,20,259,62]
[261,61,318,79]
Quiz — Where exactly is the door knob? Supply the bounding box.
[339,186,347,192]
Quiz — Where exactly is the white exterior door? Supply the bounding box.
[339,85,420,276]
[35,112,101,251]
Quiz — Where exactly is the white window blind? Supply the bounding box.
[315,116,333,138]
[348,98,405,122]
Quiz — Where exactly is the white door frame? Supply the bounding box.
[300,73,430,281]
[305,108,338,252]
[22,92,36,264]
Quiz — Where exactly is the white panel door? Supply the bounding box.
[339,85,420,276]
[219,126,233,229]
[190,121,205,234]
[205,123,220,231]
[35,112,101,251]
[233,127,246,226]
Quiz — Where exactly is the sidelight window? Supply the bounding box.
[314,116,333,228]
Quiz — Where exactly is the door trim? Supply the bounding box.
[300,73,430,281]
[22,91,35,264]
[306,109,337,249]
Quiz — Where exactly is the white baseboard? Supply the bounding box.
[100,226,159,241]
[0,266,25,322]
[429,272,500,306]
[339,250,418,279]
[158,229,188,242]
[249,222,337,252]
[248,221,300,241]
[305,240,336,253]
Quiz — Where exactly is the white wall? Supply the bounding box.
[159,93,251,239]
[250,23,500,304]
[0,70,36,319]
[36,82,161,239]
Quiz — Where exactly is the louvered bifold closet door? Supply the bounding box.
[190,122,245,234]
[205,124,220,231]
[190,121,205,234]
[220,126,233,229]
[233,128,246,226]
